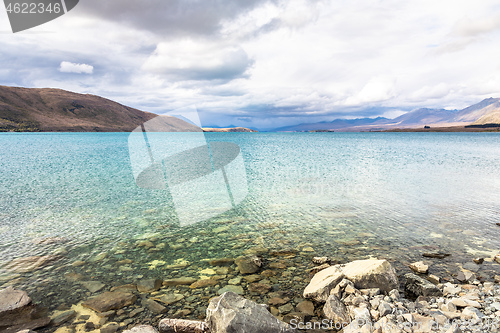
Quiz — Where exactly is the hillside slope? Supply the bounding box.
[0,86,198,132]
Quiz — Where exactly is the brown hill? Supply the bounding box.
[0,85,198,132]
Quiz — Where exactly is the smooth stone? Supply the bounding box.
[208,258,234,266]
[0,287,47,327]
[268,298,287,306]
[82,292,137,312]
[296,301,314,316]
[64,272,84,282]
[235,255,262,274]
[228,277,242,285]
[189,279,218,289]
[243,246,269,255]
[278,303,294,315]
[153,294,184,305]
[212,226,230,234]
[129,307,144,318]
[162,277,197,286]
[462,262,479,272]
[4,255,61,273]
[50,310,76,325]
[142,299,166,314]
[100,322,120,333]
[80,281,106,293]
[409,261,429,274]
[217,286,244,295]
[0,317,51,333]
[123,325,158,333]
[110,284,137,293]
[72,260,86,267]
[282,312,309,325]
[199,268,216,276]
[137,279,162,293]
[243,275,262,283]
[269,262,287,270]
[248,283,271,294]
[206,292,295,333]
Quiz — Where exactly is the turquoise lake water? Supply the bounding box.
[1,132,500,307]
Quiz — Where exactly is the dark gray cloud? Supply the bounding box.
[77,0,275,37]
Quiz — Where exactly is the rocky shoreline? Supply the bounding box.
[2,253,500,333]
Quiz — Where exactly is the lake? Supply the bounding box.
[1,132,500,312]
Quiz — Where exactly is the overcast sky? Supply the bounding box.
[1,0,500,129]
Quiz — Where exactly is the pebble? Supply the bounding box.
[409,261,429,274]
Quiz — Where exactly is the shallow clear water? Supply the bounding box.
[1,132,500,308]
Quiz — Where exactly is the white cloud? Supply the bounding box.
[59,61,94,74]
[142,40,252,81]
[1,0,500,129]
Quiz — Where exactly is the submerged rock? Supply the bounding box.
[4,255,62,273]
[142,299,166,314]
[217,285,244,295]
[206,292,295,333]
[162,277,197,286]
[153,294,184,305]
[137,279,162,293]
[190,279,218,289]
[81,292,137,312]
[0,287,50,331]
[50,310,76,325]
[208,258,234,267]
[80,281,106,293]
[235,255,262,274]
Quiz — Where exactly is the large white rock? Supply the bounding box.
[303,265,344,302]
[342,259,398,293]
[303,259,399,302]
[206,292,295,333]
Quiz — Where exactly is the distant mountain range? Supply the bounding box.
[1,85,499,132]
[276,98,500,132]
[0,85,198,132]
[203,127,257,132]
